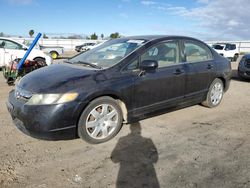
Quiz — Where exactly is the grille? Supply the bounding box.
[245,59,250,68]
[246,71,250,76]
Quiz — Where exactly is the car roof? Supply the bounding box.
[0,37,27,47]
[214,43,235,45]
[0,37,21,41]
[120,35,206,43]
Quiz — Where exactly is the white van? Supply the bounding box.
[0,37,52,68]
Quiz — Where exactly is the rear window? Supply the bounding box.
[212,44,224,50]
[230,44,236,50]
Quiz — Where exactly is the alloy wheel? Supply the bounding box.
[85,104,119,139]
[210,82,223,106]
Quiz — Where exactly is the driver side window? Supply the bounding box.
[3,40,22,50]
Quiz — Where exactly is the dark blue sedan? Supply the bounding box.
[7,35,232,144]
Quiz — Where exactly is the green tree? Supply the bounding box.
[43,33,49,39]
[110,32,120,39]
[67,34,83,39]
[29,29,34,37]
[101,34,104,40]
[90,33,98,40]
[0,32,4,37]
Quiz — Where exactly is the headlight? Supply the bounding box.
[26,92,78,105]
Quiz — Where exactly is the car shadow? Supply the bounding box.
[111,122,160,188]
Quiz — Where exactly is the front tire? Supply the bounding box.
[202,78,224,108]
[78,96,123,144]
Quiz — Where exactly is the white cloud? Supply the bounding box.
[141,1,157,6]
[144,0,250,39]
[197,0,210,4]
[227,20,241,27]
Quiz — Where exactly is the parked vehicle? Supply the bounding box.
[4,58,47,85]
[39,45,64,59]
[212,43,239,61]
[238,54,250,80]
[0,37,52,68]
[75,42,97,52]
[7,35,231,144]
[23,40,63,59]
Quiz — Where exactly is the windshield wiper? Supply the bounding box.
[74,61,103,69]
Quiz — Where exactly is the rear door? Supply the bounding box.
[131,40,186,115]
[182,39,215,101]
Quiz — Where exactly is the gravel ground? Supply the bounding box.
[0,61,249,188]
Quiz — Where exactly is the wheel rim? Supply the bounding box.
[51,52,57,59]
[210,82,223,105]
[85,104,119,140]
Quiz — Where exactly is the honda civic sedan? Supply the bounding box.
[7,35,232,144]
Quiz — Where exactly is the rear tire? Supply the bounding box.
[78,96,123,144]
[202,78,224,108]
[233,54,239,62]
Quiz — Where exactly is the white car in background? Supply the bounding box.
[75,42,104,52]
[212,43,239,61]
[0,37,52,68]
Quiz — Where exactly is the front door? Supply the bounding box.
[132,40,186,116]
[1,39,25,66]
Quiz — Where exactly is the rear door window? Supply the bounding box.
[184,41,213,63]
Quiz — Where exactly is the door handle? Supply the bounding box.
[173,69,184,75]
[207,64,213,69]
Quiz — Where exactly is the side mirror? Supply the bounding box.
[23,47,28,51]
[140,60,158,71]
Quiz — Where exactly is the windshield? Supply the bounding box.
[212,44,225,50]
[69,38,146,68]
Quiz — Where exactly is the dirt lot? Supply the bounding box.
[0,61,249,188]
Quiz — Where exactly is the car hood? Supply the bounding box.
[18,63,98,93]
[29,49,46,56]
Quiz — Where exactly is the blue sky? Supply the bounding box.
[0,0,250,40]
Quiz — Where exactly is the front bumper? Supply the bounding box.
[7,90,87,140]
[238,66,250,79]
